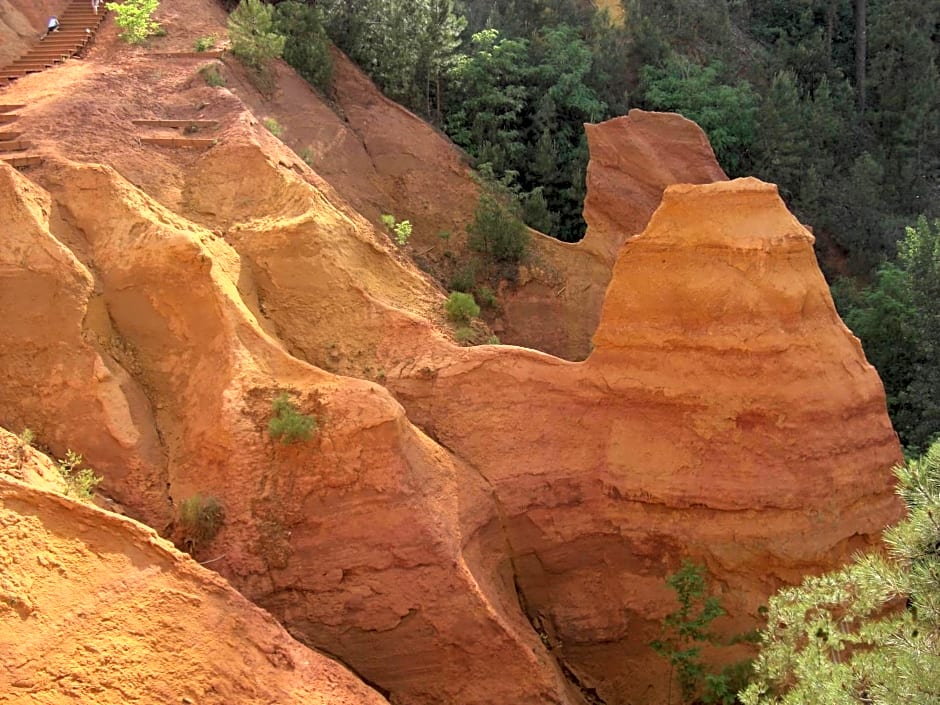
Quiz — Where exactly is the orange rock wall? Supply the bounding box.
[0,429,389,705]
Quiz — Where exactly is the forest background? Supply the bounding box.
[226,0,940,452]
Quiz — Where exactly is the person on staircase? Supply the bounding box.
[92,0,101,13]
[42,16,60,40]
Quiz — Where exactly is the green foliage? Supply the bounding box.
[199,63,225,87]
[641,56,759,174]
[467,189,529,264]
[742,441,940,704]
[178,494,224,551]
[18,428,34,447]
[445,291,480,323]
[834,215,940,451]
[228,0,285,72]
[485,334,501,345]
[474,285,497,308]
[272,0,333,93]
[454,326,477,344]
[106,0,161,44]
[319,0,465,117]
[651,560,728,704]
[380,214,412,246]
[268,392,317,444]
[57,450,102,502]
[263,117,283,137]
[448,260,478,292]
[194,35,216,52]
[300,146,314,165]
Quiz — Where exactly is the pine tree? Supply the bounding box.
[228,0,285,72]
[742,440,940,704]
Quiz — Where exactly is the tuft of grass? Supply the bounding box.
[199,63,225,87]
[57,450,102,502]
[455,326,477,344]
[300,146,315,165]
[268,392,317,444]
[178,494,224,551]
[194,35,217,52]
[263,117,284,138]
[19,428,34,446]
[486,335,501,345]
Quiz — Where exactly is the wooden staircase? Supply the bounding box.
[0,1,107,87]
[0,105,41,168]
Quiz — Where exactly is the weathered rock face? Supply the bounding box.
[0,430,389,705]
[1,157,579,705]
[0,164,167,524]
[386,178,904,704]
[498,111,727,359]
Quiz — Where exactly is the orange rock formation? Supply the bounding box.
[0,430,389,705]
[0,1,905,704]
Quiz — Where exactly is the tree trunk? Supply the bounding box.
[855,0,867,112]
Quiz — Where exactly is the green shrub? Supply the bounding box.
[486,335,501,345]
[300,146,314,165]
[57,450,102,502]
[263,117,284,137]
[380,214,412,246]
[474,285,498,308]
[194,35,216,52]
[228,0,285,72]
[19,428,34,447]
[199,64,225,87]
[468,191,529,264]
[106,0,161,44]
[178,494,224,551]
[268,392,317,444]
[448,260,478,293]
[445,291,480,323]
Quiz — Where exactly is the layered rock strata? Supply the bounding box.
[386,178,904,703]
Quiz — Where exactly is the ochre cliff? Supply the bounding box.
[0,1,905,704]
[383,178,903,702]
[0,430,389,705]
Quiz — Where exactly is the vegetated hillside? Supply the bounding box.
[282,0,940,450]
[0,0,910,704]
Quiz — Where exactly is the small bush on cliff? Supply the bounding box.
[380,214,412,246]
[178,494,224,552]
[742,440,940,705]
[263,117,284,138]
[268,392,317,444]
[445,291,479,324]
[57,450,102,502]
[106,0,161,44]
[467,190,529,264]
[651,561,749,704]
[199,63,225,87]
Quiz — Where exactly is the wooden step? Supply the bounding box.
[0,105,26,113]
[132,119,220,129]
[0,131,23,140]
[1,155,42,168]
[8,63,57,71]
[0,114,20,123]
[146,51,225,59]
[0,140,28,152]
[139,137,216,149]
